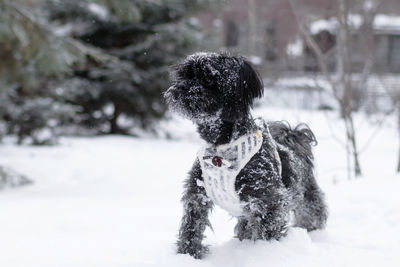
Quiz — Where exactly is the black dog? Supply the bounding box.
[164,52,327,259]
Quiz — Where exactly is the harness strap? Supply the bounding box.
[198,130,263,216]
[197,123,282,217]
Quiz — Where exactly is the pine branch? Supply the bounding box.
[0,0,115,88]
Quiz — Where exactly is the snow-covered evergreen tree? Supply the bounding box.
[46,0,212,134]
[0,0,214,142]
[0,0,112,187]
[0,0,109,144]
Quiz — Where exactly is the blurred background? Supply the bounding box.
[1,1,400,143]
[1,0,400,155]
[1,1,400,266]
[0,0,400,188]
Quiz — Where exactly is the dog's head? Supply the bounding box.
[164,52,263,122]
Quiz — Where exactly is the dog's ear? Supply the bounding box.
[238,60,264,106]
[222,59,264,121]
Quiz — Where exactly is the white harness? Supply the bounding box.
[197,131,264,216]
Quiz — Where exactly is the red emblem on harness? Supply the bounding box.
[212,156,223,167]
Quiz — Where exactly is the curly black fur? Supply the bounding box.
[166,52,264,123]
[176,160,213,259]
[164,52,328,259]
[269,121,317,166]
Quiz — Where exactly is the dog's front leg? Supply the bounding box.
[238,194,289,241]
[177,160,213,259]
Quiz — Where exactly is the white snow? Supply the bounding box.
[310,17,338,34]
[287,38,304,57]
[310,14,400,34]
[87,3,109,20]
[1,107,400,266]
[53,24,74,37]
[374,14,400,31]
[310,14,363,34]
[262,74,400,112]
[189,17,200,26]
[249,56,262,65]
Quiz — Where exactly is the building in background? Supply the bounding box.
[198,0,335,75]
[198,0,400,75]
[305,14,400,73]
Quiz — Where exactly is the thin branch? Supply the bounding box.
[287,0,340,99]
[359,109,395,154]
[322,110,347,148]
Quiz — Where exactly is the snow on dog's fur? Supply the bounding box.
[164,52,328,259]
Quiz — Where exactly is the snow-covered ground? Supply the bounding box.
[1,107,400,267]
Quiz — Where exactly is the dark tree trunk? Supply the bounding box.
[397,107,400,173]
[397,147,400,173]
[346,115,362,177]
[352,137,362,177]
[17,126,25,145]
[109,103,121,134]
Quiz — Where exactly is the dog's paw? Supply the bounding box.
[235,216,289,241]
[177,241,209,259]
